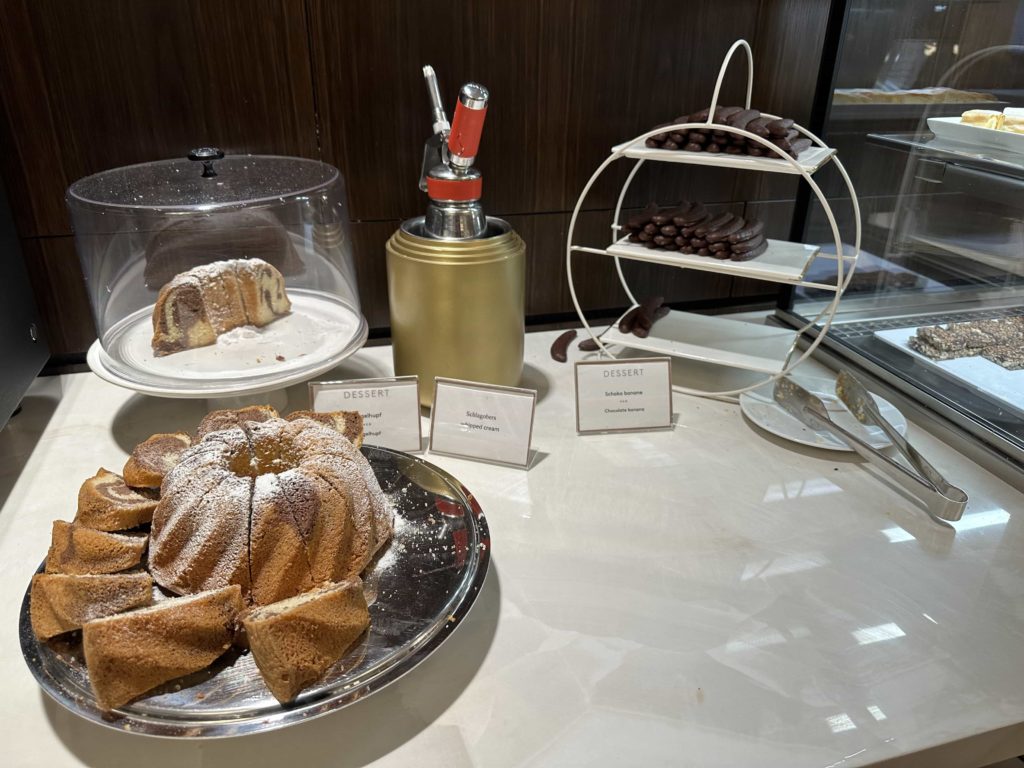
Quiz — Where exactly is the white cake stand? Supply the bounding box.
[87,290,368,405]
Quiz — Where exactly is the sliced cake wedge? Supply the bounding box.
[82,584,244,710]
[45,520,147,575]
[75,468,159,531]
[123,432,193,489]
[30,572,153,640]
[242,579,369,703]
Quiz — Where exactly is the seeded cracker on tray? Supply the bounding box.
[983,344,1024,371]
[908,317,1024,370]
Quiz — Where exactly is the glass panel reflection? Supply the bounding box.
[785,0,1024,460]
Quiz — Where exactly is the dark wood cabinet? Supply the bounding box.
[0,0,831,358]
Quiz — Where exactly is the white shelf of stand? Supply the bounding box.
[588,238,847,287]
[565,38,862,400]
[612,140,837,175]
[600,309,799,374]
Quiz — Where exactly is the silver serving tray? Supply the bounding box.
[19,446,490,738]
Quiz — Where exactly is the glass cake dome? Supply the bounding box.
[67,150,367,397]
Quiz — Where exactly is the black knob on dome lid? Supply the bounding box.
[188,147,225,178]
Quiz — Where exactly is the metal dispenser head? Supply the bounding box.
[418,66,490,239]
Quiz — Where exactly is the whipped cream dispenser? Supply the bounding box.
[386,66,525,406]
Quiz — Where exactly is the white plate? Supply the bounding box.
[740,375,908,452]
[88,290,368,398]
[927,116,1024,155]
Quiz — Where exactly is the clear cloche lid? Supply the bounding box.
[67,148,339,212]
[67,148,367,397]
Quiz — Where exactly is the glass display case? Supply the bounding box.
[778,0,1024,464]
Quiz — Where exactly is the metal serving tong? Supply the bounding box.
[773,372,968,524]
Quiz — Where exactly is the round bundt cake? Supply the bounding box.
[149,418,392,605]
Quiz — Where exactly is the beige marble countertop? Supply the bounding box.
[3,329,1024,767]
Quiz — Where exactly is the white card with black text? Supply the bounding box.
[429,378,536,468]
[575,357,673,434]
[309,376,422,452]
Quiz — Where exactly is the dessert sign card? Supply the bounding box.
[575,357,673,434]
[310,376,422,452]
[429,378,537,468]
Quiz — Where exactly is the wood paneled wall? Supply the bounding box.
[0,0,831,358]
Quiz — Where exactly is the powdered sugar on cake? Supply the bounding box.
[149,417,393,604]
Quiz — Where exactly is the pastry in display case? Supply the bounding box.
[777,0,1024,466]
[66,149,367,397]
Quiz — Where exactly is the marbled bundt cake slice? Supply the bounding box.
[123,431,192,489]
[45,520,147,575]
[82,584,243,710]
[75,469,158,531]
[150,258,290,356]
[242,579,369,703]
[150,273,218,356]
[30,572,153,640]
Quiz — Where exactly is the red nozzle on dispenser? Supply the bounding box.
[448,84,489,171]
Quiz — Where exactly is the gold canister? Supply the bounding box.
[387,216,525,406]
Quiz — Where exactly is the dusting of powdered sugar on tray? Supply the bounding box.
[216,326,264,346]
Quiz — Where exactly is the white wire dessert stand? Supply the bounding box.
[566,39,862,400]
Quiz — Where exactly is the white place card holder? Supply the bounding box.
[309,376,422,452]
[429,378,537,468]
[575,357,673,434]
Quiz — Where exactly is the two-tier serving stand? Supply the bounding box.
[566,40,861,400]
